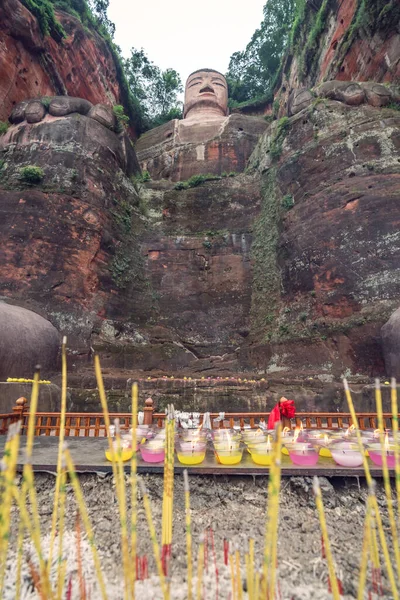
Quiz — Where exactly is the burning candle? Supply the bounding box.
[140,439,165,463]
[330,442,364,467]
[288,446,319,466]
[249,436,273,466]
[105,438,133,462]
[176,440,206,465]
[368,433,396,468]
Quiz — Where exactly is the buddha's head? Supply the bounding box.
[184,69,228,120]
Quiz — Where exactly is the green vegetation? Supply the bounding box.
[123,48,183,130]
[21,0,66,40]
[41,96,53,108]
[174,173,221,191]
[298,0,330,78]
[270,117,290,161]
[250,168,281,334]
[131,171,151,186]
[0,122,9,136]
[386,101,400,111]
[113,105,129,132]
[20,166,44,183]
[226,0,297,105]
[281,194,294,210]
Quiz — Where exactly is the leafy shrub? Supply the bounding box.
[270,117,291,161]
[41,96,53,108]
[174,173,221,190]
[113,104,129,132]
[20,166,44,183]
[21,0,65,41]
[0,122,9,136]
[281,195,294,210]
[131,171,151,185]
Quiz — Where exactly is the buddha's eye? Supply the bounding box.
[188,81,202,89]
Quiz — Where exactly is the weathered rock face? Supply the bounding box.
[0,0,137,133]
[381,308,400,379]
[0,302,59,379]
[0,100,149,360]
[248,100,400,378]
[135,114,267,181]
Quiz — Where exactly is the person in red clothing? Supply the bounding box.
[267,396,296,430]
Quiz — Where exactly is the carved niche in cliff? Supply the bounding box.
[135,69,267,181]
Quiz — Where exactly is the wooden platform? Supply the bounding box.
[0,436,394,478]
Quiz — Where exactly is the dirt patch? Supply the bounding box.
[3,473,396,598]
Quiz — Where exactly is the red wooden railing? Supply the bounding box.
[0,397,396,438]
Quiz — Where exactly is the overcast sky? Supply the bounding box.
[108,0,264,86]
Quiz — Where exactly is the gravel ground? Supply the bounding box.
[3,473,397,599]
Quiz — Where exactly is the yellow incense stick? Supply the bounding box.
[48,337,68,572]
[196,535,205,600]
[63,447,108,600]
[375,379,400,579]
[0,423,21,595]
[56,466,67,600]
[391,378,400,525]
[138,478,168,600]
[343,379,399,599]
[114,421,131,600]
[254,571,260,600]
[229,553,236,600]
[235,548,243,600]
[357,489,372,600]
[130,382,138,598]
[183,470,193,600]
[249,538,255,600]
[313,477,341,600]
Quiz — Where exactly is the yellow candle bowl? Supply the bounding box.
[216,451,243,465]
[319,447,332,458]
[177,451,206,465]
[105,448,134,462]
[250,453,273,466]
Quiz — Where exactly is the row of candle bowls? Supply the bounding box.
[105,424,399,468]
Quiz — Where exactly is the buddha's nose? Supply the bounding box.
[199,82,215,94]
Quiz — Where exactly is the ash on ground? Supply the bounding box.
[3,474,397,599]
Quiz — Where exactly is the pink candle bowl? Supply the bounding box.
[367,443,396,468]
[330,442,364,467]
[139,440,165,463]
[288,446,319,466]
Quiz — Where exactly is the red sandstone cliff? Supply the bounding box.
[0,0,138,135]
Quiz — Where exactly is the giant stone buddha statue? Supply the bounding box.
[135,68,267,181]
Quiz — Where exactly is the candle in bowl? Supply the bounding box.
[180,428,207,442]
[241,429,267,445]
[214,446,244,465]
[212,429,241,443]
[367,439,396,469]
[105,438,134,462]
[139,439,165,463]
[213,440,241,452]
[176,441,206,465]
[288,446,319,466]
[313,434,333,458]
[330,442,364,467]
[249,437,274,466]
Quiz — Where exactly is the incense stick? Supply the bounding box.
[343,379,399,599]
[48,336,68,572]
[130,382,138,598]
[391,378,400,527]
[375,379,400,580]
[313,477,341,600]
[183,470,193,600]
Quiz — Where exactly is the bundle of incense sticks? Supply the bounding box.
[161,403,175,576]
[3,348,400,600]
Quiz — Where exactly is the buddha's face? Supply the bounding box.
[184,70,228,119]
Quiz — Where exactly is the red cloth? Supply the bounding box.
[267,397,296,429]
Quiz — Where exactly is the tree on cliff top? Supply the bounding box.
[226,0,297,105]
[124,48,183,130]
